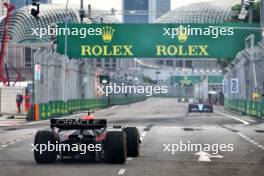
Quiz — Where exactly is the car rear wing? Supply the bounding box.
[50,119,107,130]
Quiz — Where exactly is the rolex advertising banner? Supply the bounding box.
[56,23,260,59]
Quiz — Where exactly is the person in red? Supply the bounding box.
[16,92,23,113]
[82,111,94,120]
[24,92,31,112]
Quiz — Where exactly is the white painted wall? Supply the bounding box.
[0,87,25,114]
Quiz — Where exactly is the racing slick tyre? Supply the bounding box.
[124,127,140,157]
[209,107,214,113]
[104,131,127,164]
[188,104,192,113]
[204,105,213,113]
[34,130,58,164]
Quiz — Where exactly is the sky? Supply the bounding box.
[52,0,213,11]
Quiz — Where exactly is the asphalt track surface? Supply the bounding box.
[0,98,264,176]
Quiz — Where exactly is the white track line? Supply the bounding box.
[238,132,264,150]
[118,169,126,175]
[16,119,50,126]
[141,131,146,137]
[127,157,133,161]
[216,111,250,125]
[2,135,33,148]
[99,105,119,112]
[0,124,13,127]
[140,131,147,141]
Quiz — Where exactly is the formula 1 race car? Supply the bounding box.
[188,103,213,113]
[33,118,140,164]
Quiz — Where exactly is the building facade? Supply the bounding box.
[0,0,8,17]
[0,4,119,81]
[10,0,51,9]
[148,0,170,23]
[123,0,149,23]
[123,0,170,23]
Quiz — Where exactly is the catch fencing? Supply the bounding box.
[34,48,96,103]
[33,49,147,120]
[224,39,264,118]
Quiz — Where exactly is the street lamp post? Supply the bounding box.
[79,0,85,23]
[32,47,35,121]
[64,0,70,56]
[248,1,254,23]
[156,70,160,84]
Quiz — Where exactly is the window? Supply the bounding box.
[104,58,110,67]
[166,60,173,66]
[25,47,36,67]
[158,60,164,65]
[105,58,110,63]
[176,60,183,67]
[96,58,102,67]
[112,58,116,67]
[185,60,192,68]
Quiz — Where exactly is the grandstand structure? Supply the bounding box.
[0,4,120,81]
[156,0,239,23]
[0,4,118,43]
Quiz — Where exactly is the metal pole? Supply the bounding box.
[261,0,264,39]
[245,34,256,100]
[64,0,70,56]
[79,0,85,23]
[32,46,35,121]
[248,2,254,23]
[241,0,244,6]
[88,4,91,19]
[4,55,10,86]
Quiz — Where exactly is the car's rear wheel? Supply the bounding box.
[124,127,140,157]
[188,104,193,113]
[34,130,58,164]
[204,105,213,113]
[209,106,214,113]
[104,131,127,164]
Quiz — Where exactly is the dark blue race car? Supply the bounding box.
[188,103,213,113]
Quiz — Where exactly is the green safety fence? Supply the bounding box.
[110,97,147,105]
[39,103,51,120]
[224,99,264,119]
[38,97,145,120]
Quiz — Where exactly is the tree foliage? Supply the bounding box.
[230,0,260,23]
